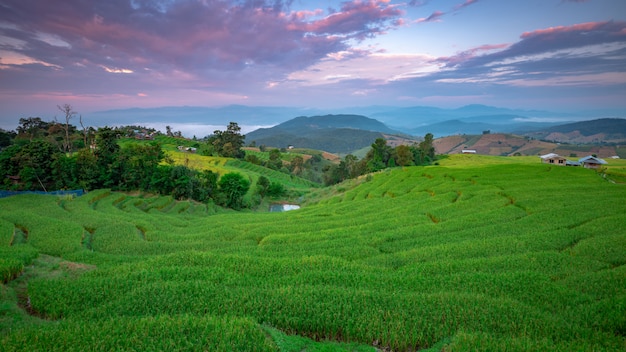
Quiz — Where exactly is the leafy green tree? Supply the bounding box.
[245,154,262,165]
[193,170,218,202]
[218,172,250,210]
[169,165,195,200]
[52,153,79,189]
[0,128,15,150]
[16,117,49,141]
[75,148,99,190]
[365,138,392,172]
[344,154,365,179]
[209,122,245,158]
[267,181,285,197]
[0,145,22,188]
[290,155,304,175]
[413,133,435,165]
[94,127,121,188]
[266,149,283,170]
[116,142,164,190]
[256,175,270,197]
[12,140,60,190]
[323,160,350,186]
[394,145,414,166]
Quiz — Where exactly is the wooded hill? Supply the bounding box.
[245,114,413,154]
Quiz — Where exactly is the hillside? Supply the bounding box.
[245,114,412,153]
[1,155,625,351]
[524,118,626,144]
[434,133,623,158]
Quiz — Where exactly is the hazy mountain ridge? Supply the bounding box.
[245,114,404,153]
[88,105,626,143]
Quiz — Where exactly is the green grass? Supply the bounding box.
[0,154,625,351]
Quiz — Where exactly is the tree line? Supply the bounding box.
[0,115,252,209]
[1,106,437,207]
[321,134,436,185]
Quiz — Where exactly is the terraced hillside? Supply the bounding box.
[1,155,625,351]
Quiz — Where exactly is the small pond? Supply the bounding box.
[269,204,301,212]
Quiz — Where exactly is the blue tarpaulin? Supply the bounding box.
[0,189,85,199]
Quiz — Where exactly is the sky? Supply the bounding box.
[1,0,626,130]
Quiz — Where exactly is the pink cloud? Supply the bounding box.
[454,0,478,11]
[415,11,445,23]
[415,0,478,24]
[289,0,403,39]
[438,43,510,65]
[521,21,612,39]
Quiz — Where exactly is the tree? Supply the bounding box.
[94,127,121,188]
[17,117,48,141]
[75,148,99,190]
[417,133,435,164]
[52,153,79,190]
[290,155,304,175]
[169,165,195,200]
[245,154,262,165]
[117,142,165,190]
[194,170,218,202]
[267,182,285,197]
[256,175,270,197]
[56,104,76,154]
[0,128,15,150]
[266,149,282,170]
[365,138,392,172]
[218,172,250,210]
[394,145,414,166]
[323,160,349,185]
[12,140,60,190]
[209,122,245,158]
[0,145,22,188]
[79,115,93,149]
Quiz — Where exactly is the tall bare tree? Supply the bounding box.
[79,114,92,150]
[56,104,76,155]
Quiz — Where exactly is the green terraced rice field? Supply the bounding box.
[1,154,625,351]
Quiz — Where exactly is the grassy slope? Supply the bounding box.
[1,154,625,351]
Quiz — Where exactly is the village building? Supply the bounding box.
[578,155,607,169]
[462,149,476,154]
[540,153,567,166]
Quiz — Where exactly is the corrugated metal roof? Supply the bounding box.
[578,156,607,164]
[540,153,559,159]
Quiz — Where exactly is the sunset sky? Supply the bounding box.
[1,0,625,129]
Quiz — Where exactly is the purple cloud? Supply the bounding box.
[415,11,445,23]
[454,0,479,11]
[414,0,478,24]
[0,0,403,74]
[431,21,626,88]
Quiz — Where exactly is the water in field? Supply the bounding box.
[269,204,300,212]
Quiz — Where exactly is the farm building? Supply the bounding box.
[462,149,477,154]
[540,153,567,166]
[578,156,607,169]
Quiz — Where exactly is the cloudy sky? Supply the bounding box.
[1,0,625,128]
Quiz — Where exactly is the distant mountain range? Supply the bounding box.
[246,115,626,155]
[90,104,626,139]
